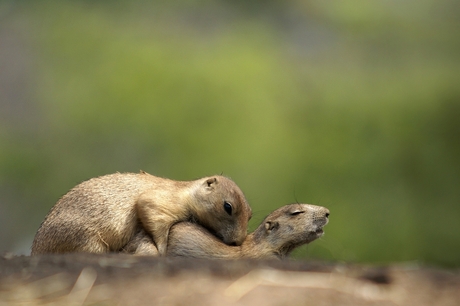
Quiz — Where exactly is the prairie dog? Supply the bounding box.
[124,204,329,259]
[31,172,252,255]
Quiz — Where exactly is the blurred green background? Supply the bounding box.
[0,0,459,267]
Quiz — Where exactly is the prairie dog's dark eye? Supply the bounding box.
[223,201,233,216]
[290,210,304,216]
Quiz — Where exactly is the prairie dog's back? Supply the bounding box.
[31,172,160,254]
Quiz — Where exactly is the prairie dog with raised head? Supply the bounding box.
[124,204,329,259]
[31,171,252,255]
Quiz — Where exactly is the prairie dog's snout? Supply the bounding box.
[307,205,329,236]
[306,204,329,224]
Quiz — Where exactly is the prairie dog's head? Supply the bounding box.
[192,176,252,246]
[253,204,329,258]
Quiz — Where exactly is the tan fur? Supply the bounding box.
[123,204,329,259]
[31,172,251,255]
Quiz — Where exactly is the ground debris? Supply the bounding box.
[1,254,459,306]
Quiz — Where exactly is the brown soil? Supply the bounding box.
[1,253,459,306]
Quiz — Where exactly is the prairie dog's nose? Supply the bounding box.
[304,204,330,224]
[314,206,330,218]
[312,205,329,218]
[322,208,330,226]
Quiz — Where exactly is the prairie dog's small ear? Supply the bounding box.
[204,177,218,189]
[265,221,279,233]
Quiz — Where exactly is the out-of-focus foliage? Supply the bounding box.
[0,0,459,266]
